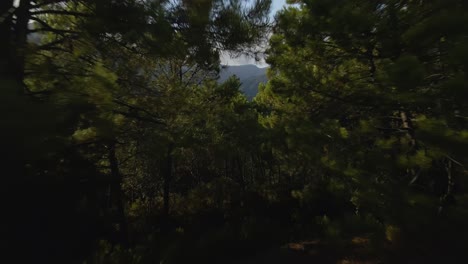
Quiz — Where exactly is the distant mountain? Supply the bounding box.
[219,65,268,100]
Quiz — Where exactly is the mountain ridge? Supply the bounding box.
[218,64,268,100]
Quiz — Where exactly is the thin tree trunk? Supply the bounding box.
[13,0,30,91]
[250,154,255,185]
[439,159,455,214]
[108,141,129,246]
[268,162,273,186]
[258,156,266,184]
[277,164,281,185]
[236,156,245,190]
[400,110,423,188]
[225,156,229,178]
[162,142,174,232]
[400,110,416,149]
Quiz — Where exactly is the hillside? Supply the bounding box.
[219,65,268,100]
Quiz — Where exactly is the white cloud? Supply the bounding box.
[220,52,268,67]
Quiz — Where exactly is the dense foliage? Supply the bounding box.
[2,0,468,263]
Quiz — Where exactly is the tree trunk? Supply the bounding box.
[400,110,420,181]
[12,0,30,91]
[236,156,245,190]
[0,0,14,79]
[439,159,455,214]
[400,111,416,149]
[108,141,129,246]
[162,143,174,232]
[224,156,229,178]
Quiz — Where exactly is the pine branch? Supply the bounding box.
[31,10,91,17]
[113,99,165,125]
[28,28,80,35]
[29,16,80,35]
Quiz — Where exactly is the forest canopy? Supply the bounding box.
[1,0,468,263]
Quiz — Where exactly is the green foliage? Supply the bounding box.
[256,0,468,260]
[4,0,468,263]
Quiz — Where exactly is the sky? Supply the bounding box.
[272,0,286,14]
[221,0,287,67]
[272,0,288,14]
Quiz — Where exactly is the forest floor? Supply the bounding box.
[233,237,381,264]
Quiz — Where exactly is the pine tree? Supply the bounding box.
[258,0,468,259]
